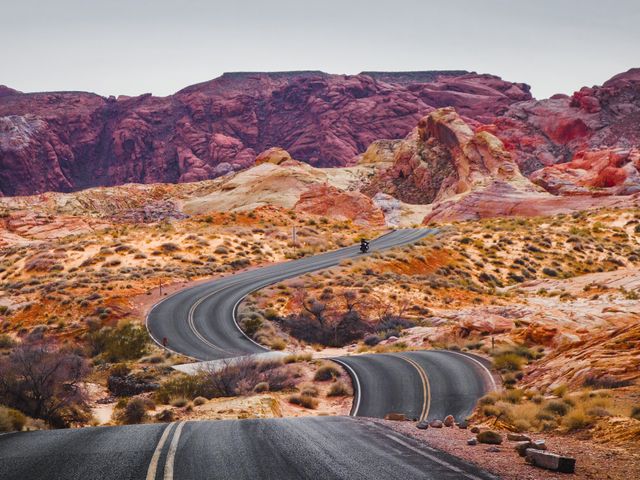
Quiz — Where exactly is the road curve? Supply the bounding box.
[0,417,497,480]
[335,351,494,422]
[147,228,433,361]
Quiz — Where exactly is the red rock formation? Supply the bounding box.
[294,183,386,226]
[255,147,293,166]
[366,107,534,204]
[490,68,640,174]
[0,71,531,196]
[530,148,640,195]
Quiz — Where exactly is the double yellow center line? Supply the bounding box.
[146,422,187,480]
[396,354,431,421]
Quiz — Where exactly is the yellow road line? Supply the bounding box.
[145,422,176,480]
[163,421,186,480]
[396,354,431,421]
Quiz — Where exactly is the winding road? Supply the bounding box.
[146,228,431,360]
[146,227,494,422]
[1,229,497,480]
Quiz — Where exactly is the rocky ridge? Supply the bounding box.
[0,71,531,196]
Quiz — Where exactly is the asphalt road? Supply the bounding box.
[146,227,494,422]
[1,228,497,479]
[0,417,497,480]
[147,228,433,361]
[335,351,495,422]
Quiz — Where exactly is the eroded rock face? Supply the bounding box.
[490,68,640,174]
[294,183,386,226]
[530,148,640,195]
[367,107,534,204]
[0,71,531,196]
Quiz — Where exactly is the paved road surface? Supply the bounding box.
[336,351,495,421]
[0,417,497,480]
[147,228,432,361]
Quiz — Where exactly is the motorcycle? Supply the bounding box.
[359,240,370,254]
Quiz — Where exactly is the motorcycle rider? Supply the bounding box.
[360,238,370,253]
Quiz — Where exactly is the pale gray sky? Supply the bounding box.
[1,0,638,99]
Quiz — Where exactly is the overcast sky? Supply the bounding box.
[1,0,638,99]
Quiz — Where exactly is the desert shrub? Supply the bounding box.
[88,320,149,361]
[299,384,319,397]
[170,397,189,408]
[0,340,91,427]
[493,353,524,372]
[241,315,263,338]
[155,372,218,404]
[504,389,525,404]
[314,364,341,381]
[630,406,640,420]
[583,375,633,389]
[159,243,180,253]
[0,334,16,349]
[363,334,381,346]
[0,406,27,432]
[561,409,593,431]
[193,396,207,406]
[513,419,531,433]
[253,382,269,393]
[544,400,571,417]
[121,397,148,424]
[277,301,370,347]
[269,338,287,350]
[107,369,159,397]
[478,393,497,406]
[283,352,313,364]
[288,394,318,409]
[155,409,174,422]
[327,381,350,397]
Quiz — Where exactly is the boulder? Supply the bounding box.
[507,433,531,442]
[416,420,429,430]
[467,437,477,446]
[429,420,444,428]
[476,430,503,445]
[443,415,455,427]
[514,440,547,457]
[485,446,501,453]
[525,449,576,474]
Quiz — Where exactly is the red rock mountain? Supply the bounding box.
[489,68,640,174]
[0,71,531,196]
